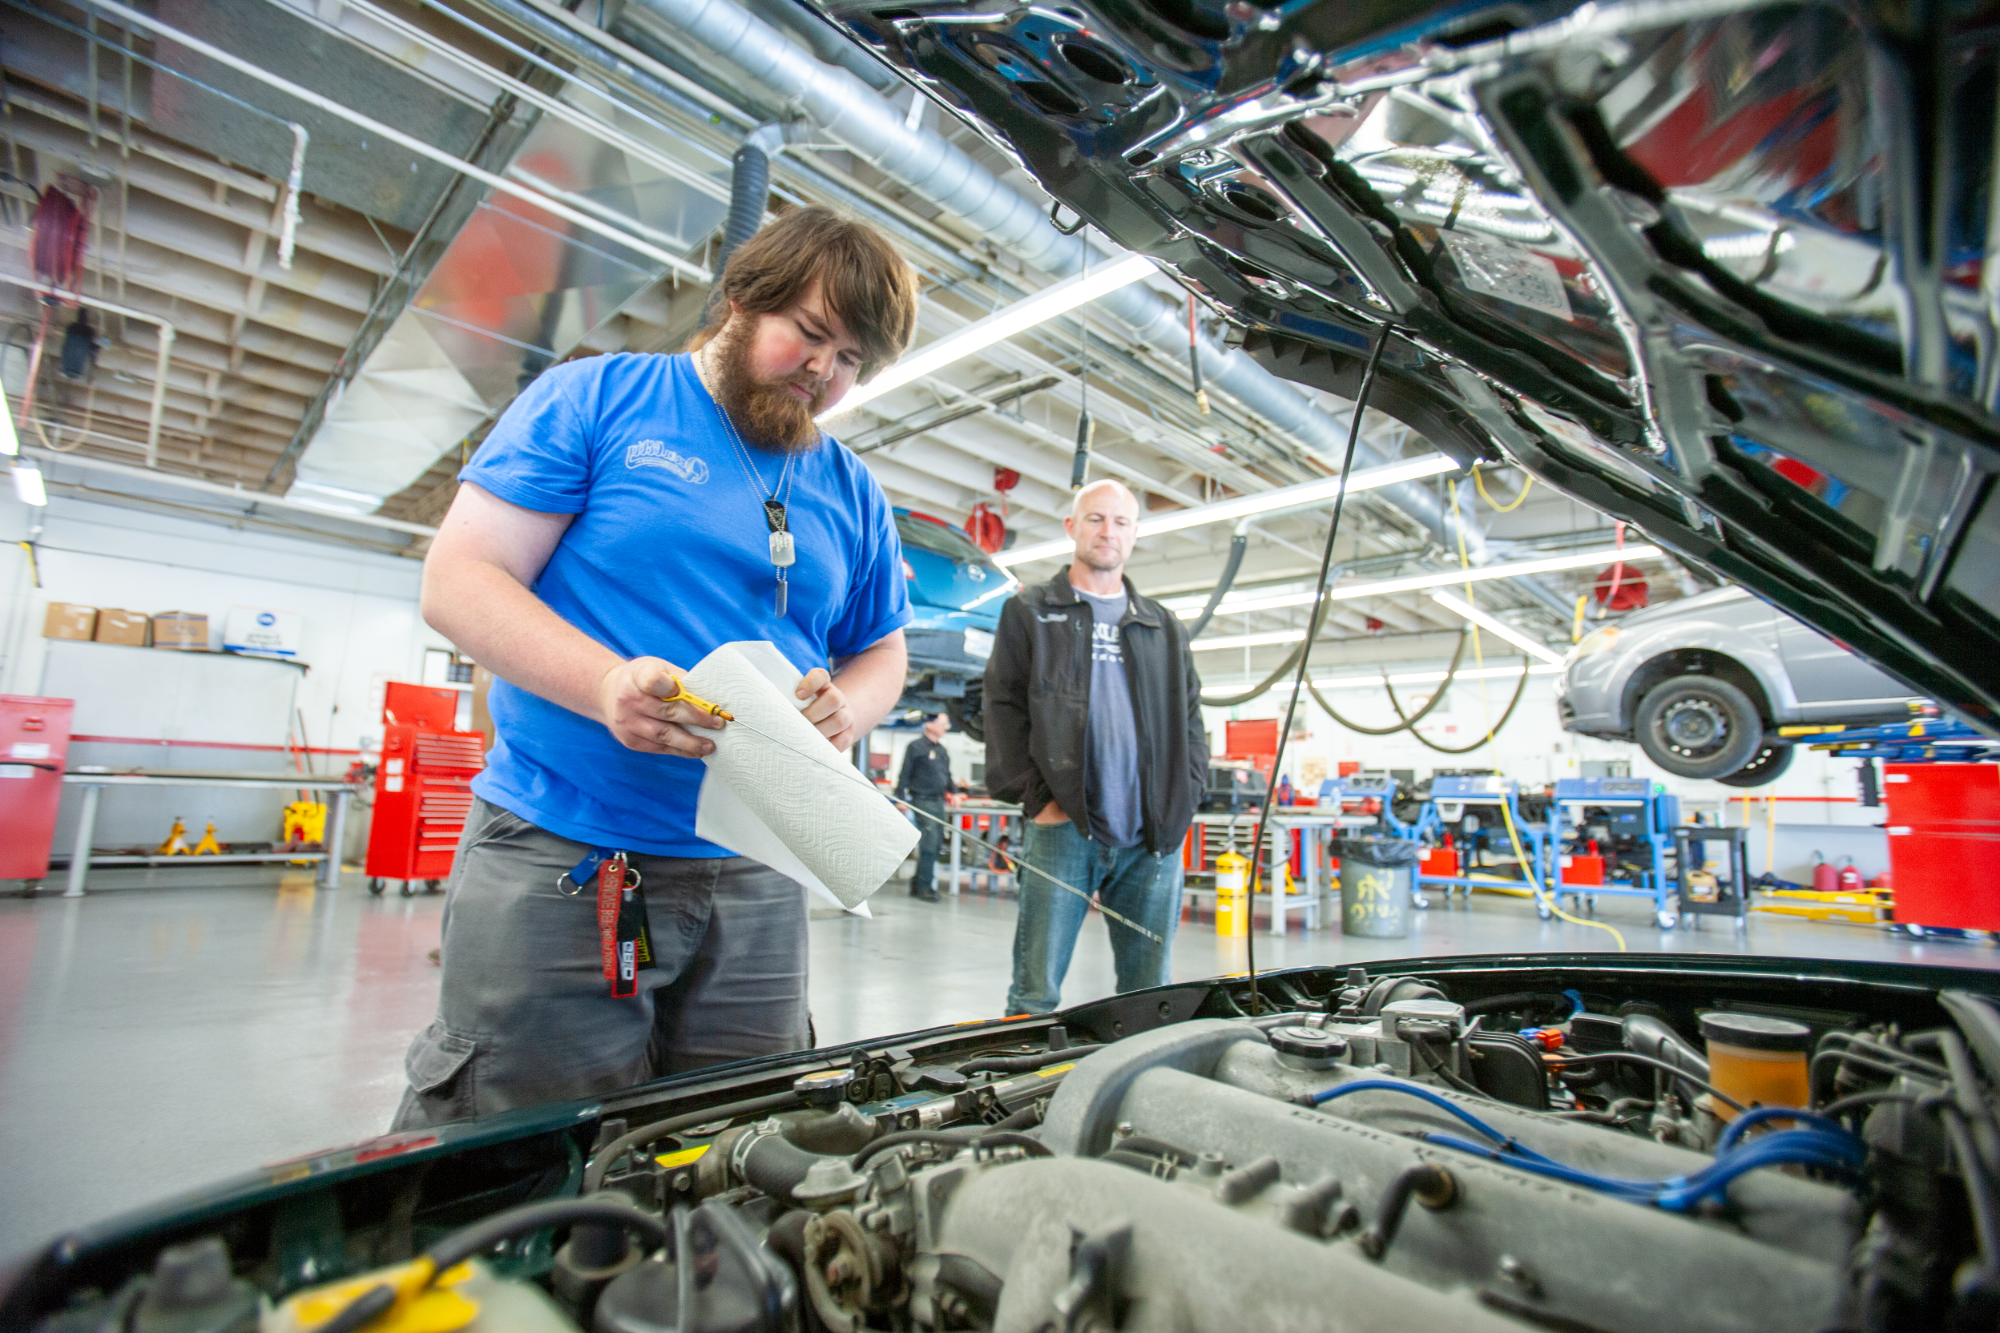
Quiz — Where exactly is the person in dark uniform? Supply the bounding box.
[895,712,957,902]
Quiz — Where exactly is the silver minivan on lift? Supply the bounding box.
[1556,587,1924,785]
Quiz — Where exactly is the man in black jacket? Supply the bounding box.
[894,712,956,902]
[983,479,1207,1015]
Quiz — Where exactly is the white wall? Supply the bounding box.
[0,489,451,849]
[0,492,446,757]
[1202,668,1889,883]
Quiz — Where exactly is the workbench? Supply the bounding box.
[1191,810,1379,935]
[938,800,1023,894]
[59,769,355,896]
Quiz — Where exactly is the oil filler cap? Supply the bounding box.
[1269,1026,1349,1068]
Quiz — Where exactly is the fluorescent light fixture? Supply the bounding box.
[1189,629,1308,653]
[1429,589,1566,665]
[0,387,16,457]
[1334,544,1664,601]
[825,254,1157,421]
[994,454,1460,568]
[286,478,386,515]
[1312,664,1564,689]
[12,461,46,506]
[1169,543,1667,619]
[1199,661,1559,702]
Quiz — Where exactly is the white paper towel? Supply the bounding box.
[684,641,917,910]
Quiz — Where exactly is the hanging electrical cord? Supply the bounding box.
[1443,479,1624,948]
[1185,527,1249,639]
[1240,325,1397,1014]
[1472,464,1533,512]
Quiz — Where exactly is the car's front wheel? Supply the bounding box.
[1635,675,1765,780]
[1718,741,1796,787]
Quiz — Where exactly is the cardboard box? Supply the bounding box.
[43,602,97,641]
[153,611,210,651]
[93,608,151,646]
[223,605,302,658]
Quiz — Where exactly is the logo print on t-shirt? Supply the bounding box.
[625,439,709,483]
[1091,620,1122,665]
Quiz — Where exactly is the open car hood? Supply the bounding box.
[797,0,1999,730]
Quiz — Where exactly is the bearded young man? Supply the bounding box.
[393,208,919,1128]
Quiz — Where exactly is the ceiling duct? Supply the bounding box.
[283,113,728,511]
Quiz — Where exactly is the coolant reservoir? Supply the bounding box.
[1698,1011,1812,1120]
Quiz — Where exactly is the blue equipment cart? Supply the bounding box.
[1547,776,1683,929]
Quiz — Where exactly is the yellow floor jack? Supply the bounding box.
[157,818,222,856]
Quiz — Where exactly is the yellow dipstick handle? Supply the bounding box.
[661,676,734,722]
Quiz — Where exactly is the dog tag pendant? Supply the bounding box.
[765,501,794,617]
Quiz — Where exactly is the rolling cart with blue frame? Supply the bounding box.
[1546,775,1683,930]
[1414,774,1552,912]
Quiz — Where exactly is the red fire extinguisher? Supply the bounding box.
[1811,853,1838,895]
[1836,858,1863,893]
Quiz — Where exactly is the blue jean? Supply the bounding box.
[909,797,948,894]
[1005,819,1183,1016]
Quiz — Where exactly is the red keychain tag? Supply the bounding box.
[597,852,637,998]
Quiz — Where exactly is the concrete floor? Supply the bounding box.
[4,866,1996,1259]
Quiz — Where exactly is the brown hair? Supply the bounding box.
[686,206,919,381]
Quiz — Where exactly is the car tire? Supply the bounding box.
[1634,675,1765,780]
[1718,741,1796,788]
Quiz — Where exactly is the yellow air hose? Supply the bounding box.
[1473,464,1533,512]
[1451,480,1625,951]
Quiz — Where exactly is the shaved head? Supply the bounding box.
[1070,478,1138,521]
[1065,478,1141,583]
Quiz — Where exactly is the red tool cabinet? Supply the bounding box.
[0,695,73,890]
[365,683,484,895]
[1885,763,2000,932]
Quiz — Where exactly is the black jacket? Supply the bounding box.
[983,568,1208,853]
[895,737,952,800]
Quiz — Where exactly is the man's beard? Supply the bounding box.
[711,319,826,454]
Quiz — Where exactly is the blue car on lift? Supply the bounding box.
[893,508,1016,740]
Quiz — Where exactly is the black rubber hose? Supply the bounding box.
[1186,532,1249,640]
[1308,626,1473,737]
[778,1104,881,1155]
[1381,654,1534,754]
[1551,1052,1745,1112]
[956,1046,1104,1076]
[584,1091,800,1193]
[852,1130,1052,1172]
[1359,1164,1457,1259]
[428,1198,671,1273]
[716,141,770,277]
[738,1132,828,1207]
[1621,1013,1710,1105]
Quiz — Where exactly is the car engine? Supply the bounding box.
[18,964,2000,1333]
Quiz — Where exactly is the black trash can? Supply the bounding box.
[1334,837,1419,938]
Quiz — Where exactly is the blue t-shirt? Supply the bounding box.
[461,353,912,855]
[1079,587,1142,848]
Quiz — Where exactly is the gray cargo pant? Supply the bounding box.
[391,798,809,1130]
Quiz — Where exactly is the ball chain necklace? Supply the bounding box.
[696,345,804,616]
